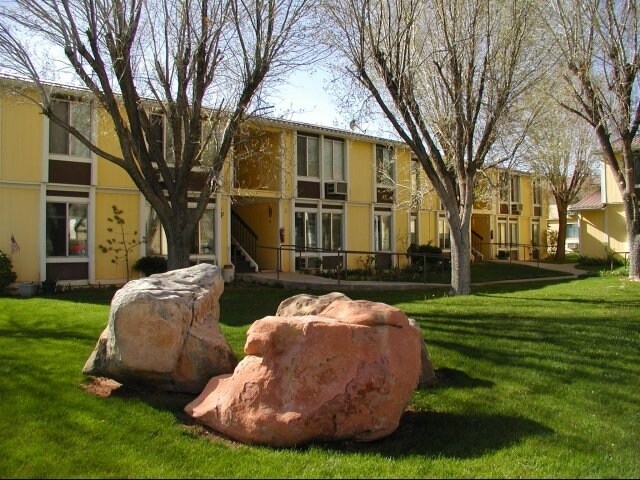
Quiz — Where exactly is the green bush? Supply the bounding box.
[132,255,168,276]
[0,250,17,294]
[407,242,444,269]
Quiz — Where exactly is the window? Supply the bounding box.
[46,202,88,257]
[410,215,418,246]
[510,175,521,203]
[297,135,319,177]
[634,152,640,187]
[148,113,175,164]
[295,211,318,250]
[566,223,579,239]
[533,179,542,205]
[531,221,540,246]
[509,221,519,246]
[323,138,344,180]
[145,206,215,257]
[497,220,507,247]
[376,145,394,185]
[410,159,422,209]
[49,99,92,158]
[322,212,343,250]
[438,215,451,250]
[499,172,510,203]
[374,213,392,251]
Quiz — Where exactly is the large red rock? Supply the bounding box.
[185,299,422,446]
[277,293,436,386]
[83,264,237,393]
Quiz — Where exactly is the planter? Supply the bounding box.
[222,264,235,283]
[41,280,57,295]
[17,282,39,297]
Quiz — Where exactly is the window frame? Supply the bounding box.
[48,98,93,162]
[322,137,345,181]
[144,203,217,262]
[373,211,393,252]
[45,198,90,259]
[296,134,320,179]
[376,145,395,186]
[437,214,451,251]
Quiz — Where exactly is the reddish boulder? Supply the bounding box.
[185,299,422,446]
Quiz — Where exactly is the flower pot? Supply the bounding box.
[222,264,235,283]
[17,282,39,297]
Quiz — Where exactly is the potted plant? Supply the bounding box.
[222,264,235,283]
[17,282,39,297]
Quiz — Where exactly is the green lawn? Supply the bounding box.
[1,274,639,478]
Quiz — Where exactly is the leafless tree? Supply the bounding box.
[548,0,640,278]
[321,0,547,295]
[0,0,313,270]
[527,104,598,261]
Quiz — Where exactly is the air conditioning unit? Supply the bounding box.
[325,181,347,196]
[511,203,523,214]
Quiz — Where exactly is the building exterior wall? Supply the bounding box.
[579,209,606,258]
[0,77,550,288]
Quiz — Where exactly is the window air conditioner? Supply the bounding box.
[325,181,347,196]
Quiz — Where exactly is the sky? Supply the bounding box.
[266,65,397,140]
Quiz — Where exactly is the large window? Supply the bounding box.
[376,145,394,185]
[297,135,319,177]
[322,212,343,250]
[49,99,92,158]
[374,212,392,251]
[323,138,344,181]
[295,211,318,250]
[145,206,215,257]
[46,202,88,257]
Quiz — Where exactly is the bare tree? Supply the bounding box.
[527,105,598,261]
[322,0,547,295]
[0,0,313,270]
[548,0,640,279]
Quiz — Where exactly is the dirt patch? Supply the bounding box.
[81,377,123,397]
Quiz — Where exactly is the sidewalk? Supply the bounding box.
[236,260,588,291]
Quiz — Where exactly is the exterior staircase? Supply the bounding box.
[231,238,258,273]
[471,230,485,262]
[230,210,259,272]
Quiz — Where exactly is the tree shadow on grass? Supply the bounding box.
[323,409,553,459]
[427,367,494,389]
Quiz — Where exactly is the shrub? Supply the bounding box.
[0,250,17,294]
[407,242,443,269]
[132,256,168,276]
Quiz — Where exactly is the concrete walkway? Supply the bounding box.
[235,260,588,291]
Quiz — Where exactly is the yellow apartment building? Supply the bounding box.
[569,139,639,262]
[0,77,547,288]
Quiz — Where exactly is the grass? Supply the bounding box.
[1,273,639,478]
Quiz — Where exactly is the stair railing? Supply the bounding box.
[231,210,257,261]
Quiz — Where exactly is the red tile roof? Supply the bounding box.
[568,190,603,211]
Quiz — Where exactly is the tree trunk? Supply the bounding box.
[555,202,568,262]
[163,212,196,271]
[623,193,640,280]
[449,222,472,296]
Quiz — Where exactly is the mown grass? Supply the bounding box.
[0,274,639,478]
